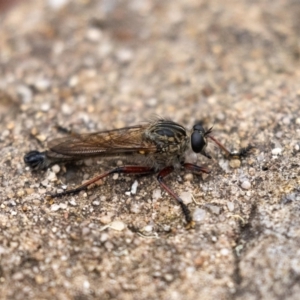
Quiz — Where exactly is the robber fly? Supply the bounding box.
[24,119,252,227]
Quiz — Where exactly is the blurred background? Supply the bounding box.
[1,1,300,299]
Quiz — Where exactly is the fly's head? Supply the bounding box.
[191,123,212,159]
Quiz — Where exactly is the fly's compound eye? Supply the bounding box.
[191,124,212,159]
[191,130,206,153]
[193,124,205,132]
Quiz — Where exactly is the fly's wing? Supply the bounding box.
[47,124,156,158]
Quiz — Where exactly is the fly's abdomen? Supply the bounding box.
[24,151,48,170]
[24,150,81,170]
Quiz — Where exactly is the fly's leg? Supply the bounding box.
[182,163,211,175]
[207,135,254,158]
[48,166,155,198]
[157,166,194,228]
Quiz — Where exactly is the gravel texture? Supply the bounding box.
[0,0,300,299]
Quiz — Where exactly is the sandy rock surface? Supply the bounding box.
[0,0,300,299]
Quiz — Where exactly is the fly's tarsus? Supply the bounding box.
[233,145,255,158]
[24,119,253,226]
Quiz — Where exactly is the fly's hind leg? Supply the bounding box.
[48,166,155,198]
[157,166,195,228]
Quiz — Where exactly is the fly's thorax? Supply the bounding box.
[143,120,189,156]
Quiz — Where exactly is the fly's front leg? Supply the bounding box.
[207,135,254,159]
[48,166,155,198]
[157,166,194,228]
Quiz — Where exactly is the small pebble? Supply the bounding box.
[130,180,138,195]
[86,28,102,42]
[34,78,50,91]
[229,159,241,169]
[40,103,50,112]
[51,165,60,174]
[164,274,174,282]
[153,271,162,278]
[184,173,194,182]
[116,48,133,63]
[100,233,109,242]
[116,160,123,166]
[202,173,209,180]
[82,227,90,235]
[104,241,114,251]
[152,188,162,200]
[35,275,44,284]
[193,208,206,222]
[25,188,34,195]
[17,85,33,103]
[130,203,141,214]
[17,190,25,197]
[272,148,282,155]
[109,220,126,231]
[241,180,251,190]
[47,171,57,182]
[282,116,291,125]
[83,280,90,290]
[36,134,46,142]
[207,205,221,215]
[211,236,217,242]
[9,200,16,206]
[143,225,153,232]
[180,191,192,204]
[41,179,49,187]
[227,201,234,212]
[12,272,24,280]
[248,167,255,176]
[257,152,265,162]
[69,76,78,87]
[100,215,112,224]
[59,203,68,209]
[7,122,14,130]
[48,0,69,9]
[220,248,230,256]
[147,98,157,107]
[92,200,100,206]
[51,204,60,211]
[61,103,73,115]
[2,130,10,138]
[69,198,77,206]
[163,225,171,231]
[219,159,230,173]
